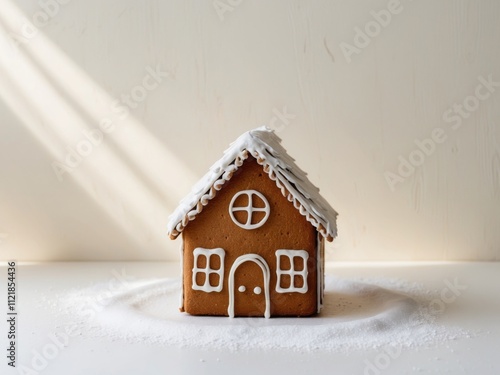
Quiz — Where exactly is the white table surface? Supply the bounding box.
[1,261,499,375]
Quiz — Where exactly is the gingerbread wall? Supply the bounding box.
[182,156,318,317]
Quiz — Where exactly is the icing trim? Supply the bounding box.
[179,239,184,311]
[192,248,225,293]
[275,249,309,294]
[229,189,270,230]
[316,233,324,313]
[228,254,271,318]
[167,127,337,242]
[168,151,248,239]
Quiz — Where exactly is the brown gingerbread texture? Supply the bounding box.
[167,127,338,318]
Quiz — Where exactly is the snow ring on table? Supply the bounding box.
[61,277,470,352]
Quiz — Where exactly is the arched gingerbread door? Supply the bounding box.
[228,254,270,318]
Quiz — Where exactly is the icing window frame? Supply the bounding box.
[228,190,270,230]
[275,249,309,294]
[192,248,225,293]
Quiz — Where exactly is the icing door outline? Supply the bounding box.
[228,254,271,318]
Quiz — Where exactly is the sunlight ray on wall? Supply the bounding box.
[0,4,198,257]
[0,1,196,205]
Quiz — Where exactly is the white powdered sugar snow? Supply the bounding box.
[52,276,472,353]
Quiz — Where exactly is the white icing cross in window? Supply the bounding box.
[229,190,270,230]
[275,249,309,294]
[192,248,225,293]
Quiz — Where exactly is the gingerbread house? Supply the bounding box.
[167,126,338,318]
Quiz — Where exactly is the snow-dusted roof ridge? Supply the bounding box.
[167,126,338,241]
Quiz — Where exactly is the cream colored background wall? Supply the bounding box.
[0,0,499,261]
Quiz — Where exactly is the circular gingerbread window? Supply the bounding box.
[229,190,270,230]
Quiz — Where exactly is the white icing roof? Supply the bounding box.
[167,126,338,241]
